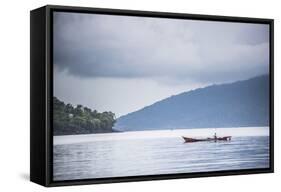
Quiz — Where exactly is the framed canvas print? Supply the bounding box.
[30,5,274,187]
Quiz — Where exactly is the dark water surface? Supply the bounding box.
[53,134,269,181]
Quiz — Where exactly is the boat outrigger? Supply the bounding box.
[182,133,231,143]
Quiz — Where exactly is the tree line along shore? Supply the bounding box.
[53,97,116,135]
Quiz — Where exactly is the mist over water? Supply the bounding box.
[54,127,269,145]
[53,127,269,181]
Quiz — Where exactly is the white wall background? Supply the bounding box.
[0,0,279,191]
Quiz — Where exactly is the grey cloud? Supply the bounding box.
[53,12,269,84]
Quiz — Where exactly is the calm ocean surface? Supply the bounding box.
[53,127,269,181]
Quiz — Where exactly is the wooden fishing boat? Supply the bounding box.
[182,136,231,143]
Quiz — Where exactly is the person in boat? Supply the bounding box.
[214,132,217,140]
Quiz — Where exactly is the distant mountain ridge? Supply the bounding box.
[114,75,269,131]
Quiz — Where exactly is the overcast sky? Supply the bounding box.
[53,12,269,117]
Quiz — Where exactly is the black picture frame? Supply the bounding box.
[30,5,274,187]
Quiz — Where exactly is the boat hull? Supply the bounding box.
[182,136,231,143]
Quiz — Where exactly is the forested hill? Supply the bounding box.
[53,97,116,135]
[114,75,269,131]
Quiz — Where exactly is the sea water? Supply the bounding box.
[53,127,270,181]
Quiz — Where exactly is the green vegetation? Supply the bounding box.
[53,97,116,135]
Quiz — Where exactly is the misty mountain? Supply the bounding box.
[114,75,269,131]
